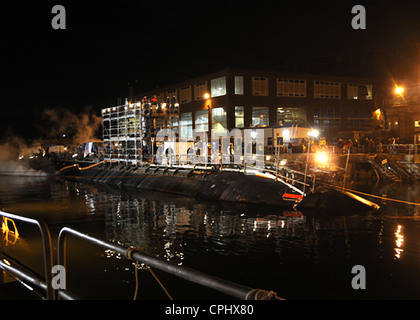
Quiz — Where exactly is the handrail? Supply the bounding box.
[57,226,280,300]
[0,210,55,300]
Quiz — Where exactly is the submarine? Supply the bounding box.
[58,160,380,212]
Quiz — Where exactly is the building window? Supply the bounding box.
[313,107,341,128]
[180,112,193,139]
[211,107,227,138]
[179,86,192,104]
[277,79,306,97]
[195,110,209,132]
[235,76,244,95]
[252,77,268,96]
[194,81,208,100]
[167,116,179,134]
[211,77,227,97]
[314,81,341,99]
[252,107,269,127]
[347,108,372,130]
[277,107,307,126]
[235,106,244,128]
[166,89,178,101]
[347,84,373,100]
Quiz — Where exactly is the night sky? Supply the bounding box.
[1,1,420,139]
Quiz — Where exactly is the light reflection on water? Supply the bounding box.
[1,176,420,299]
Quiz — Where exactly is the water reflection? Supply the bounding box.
[2,178,420,298]
[394,224,404,259]
[98,186,374,272]
[1,217,20,246]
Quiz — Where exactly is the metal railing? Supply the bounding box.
[1,211,281,300]
[0,210,55,300]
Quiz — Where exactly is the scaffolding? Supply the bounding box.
[101,98,179,165]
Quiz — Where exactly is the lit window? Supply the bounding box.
[194,82,208,100]
[211,77,227,97]
[314,81,341,99]
[252,107,269,126]
[195,110,209,132]
[235,76,244,95]
[235,106,244,128]
[211,107,227,138]
[277,79,306,97]
[180,112,193,139]
[277,107,306,126]
[252,77,268,96]
[179,86,192,104]
[347,84,373,100]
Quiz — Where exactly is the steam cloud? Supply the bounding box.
[40,107,102,144]
[0,107,102,176]
[0,136,49,176]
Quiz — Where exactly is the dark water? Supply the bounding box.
[1,175,420,300]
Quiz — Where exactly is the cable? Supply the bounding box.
[323,183,420,206]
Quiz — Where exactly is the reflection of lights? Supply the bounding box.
[1,217,20,246]
[3,259,11,266]
[394,224,404,259]
[280,159,287,166]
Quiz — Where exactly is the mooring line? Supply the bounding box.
[323,182,420,206]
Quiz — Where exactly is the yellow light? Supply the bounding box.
[395,86,404,95]
[309,129,319,138]
[204,93,210,99]
[316,153,328,164]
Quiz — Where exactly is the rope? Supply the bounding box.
[245,288,284,300]
[133,260,140,300]
[147,266,174,300]
[125,246,173,300]
[323,183,420,206]
[125,246,147,300]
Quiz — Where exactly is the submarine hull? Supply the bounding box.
[58,162,380,212]
[59,163,300,207]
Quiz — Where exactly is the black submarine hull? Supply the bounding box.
[58,162,380,212]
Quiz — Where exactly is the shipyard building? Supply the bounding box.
[102,68,377,164]
[131,68,377,138]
